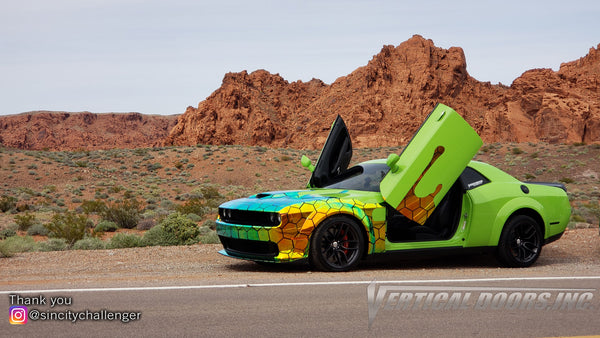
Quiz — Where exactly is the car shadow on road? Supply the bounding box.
[222,250,559,273]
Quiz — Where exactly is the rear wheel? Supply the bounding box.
[309,215,365,272]
[496,215,542,267]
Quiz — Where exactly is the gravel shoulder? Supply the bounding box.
[2,228,599,291]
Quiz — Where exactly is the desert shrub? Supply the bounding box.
[199,231,220,244]
[136,218,156,231]
[202,219,217,230]
[201,185,221,199]
[160,199,176,210]
[0,195,17,212]
[80,199,108,214]
[102,199,142,229]
[72,237,106,250]
[185,213,202,223]
[106,233,144,249]
[44,211,92,245]
[176,198,205,217]
[0,241,14,258]
[27,223,49,236]
[146,163,163,171]
[37,238,68,252]
[0,224,18,239]
[0,236,37,253]
[14,212,38,231]
[559,177,574,184]
[511,147,524,155]
[144,213,200,246]
[94,220,119,233]
[160,213,200,245]
[142,225,178,246]
[16,204,31,212]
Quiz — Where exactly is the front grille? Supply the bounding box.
[219,236,279,258]
[219,208,281,227]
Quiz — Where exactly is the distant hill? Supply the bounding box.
[0,111,178,150]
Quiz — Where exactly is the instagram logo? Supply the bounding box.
[9,306,28,325]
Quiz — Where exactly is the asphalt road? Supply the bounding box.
[3,277,600,337]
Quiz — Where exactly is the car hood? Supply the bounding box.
[219,189,380,213]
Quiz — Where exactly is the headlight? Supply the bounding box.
[270,213,281,225]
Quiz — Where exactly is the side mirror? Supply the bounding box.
[301,155,315,172]
[386,153,402,173]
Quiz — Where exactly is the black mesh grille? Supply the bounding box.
[219,236,279,258]
[219,208,280,227]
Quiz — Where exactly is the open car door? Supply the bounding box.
[307,115,353,188]
[381,104,482,224]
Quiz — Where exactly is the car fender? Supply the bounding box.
[487,197,545,246]
[298,199,376,255]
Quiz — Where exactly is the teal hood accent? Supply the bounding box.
[219,189,381,213]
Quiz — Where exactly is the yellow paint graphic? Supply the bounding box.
[396,146,445,224]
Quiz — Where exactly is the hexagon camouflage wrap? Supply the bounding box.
[217,192,386,262]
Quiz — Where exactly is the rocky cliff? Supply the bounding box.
[165,35,600,148]
[0,112,178,150]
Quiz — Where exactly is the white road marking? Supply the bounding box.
[1,276,599,294]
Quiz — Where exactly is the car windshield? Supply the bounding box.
[323,163,390,192]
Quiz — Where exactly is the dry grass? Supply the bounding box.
[0,142,599,247]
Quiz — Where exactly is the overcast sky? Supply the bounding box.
[1,0,599,116]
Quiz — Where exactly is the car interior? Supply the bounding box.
[385,167,489,242]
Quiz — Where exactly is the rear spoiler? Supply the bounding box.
[526,182,567,192]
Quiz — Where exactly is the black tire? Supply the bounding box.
[496,215,543,267]
[308,215,365,272]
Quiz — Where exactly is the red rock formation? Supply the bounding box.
[1,35,598,151]
[0,111,177,150]
[166,35,600,148]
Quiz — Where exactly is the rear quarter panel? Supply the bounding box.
[464,163,570,247]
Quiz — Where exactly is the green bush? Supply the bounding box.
[102,199,142,229]
[14,212,38,231]
[199,231,220,244]
[176,198,205,217]
[94,220,119,233]
[44,211,92,245]
[0,195,17,212]
[559,177,574,184]
[201,186,224,207]
[106,233,144,249]
[72,237,106,250]
[0,241,14,258]
[146,163,163,171]
[0,236,37,254]
[27,223,49,236]
[185,213,202,223]
[161,213,200,245]
[202,219,217,230]
[143,213,200,246]
[142,225,178,246]
[80,199,108,214]
[0,225,18,239]
[37,238,68,252]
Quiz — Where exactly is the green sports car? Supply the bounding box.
[216,104,571,271]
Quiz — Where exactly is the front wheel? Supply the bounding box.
[496,215,543,267]
[308,215,365,272]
